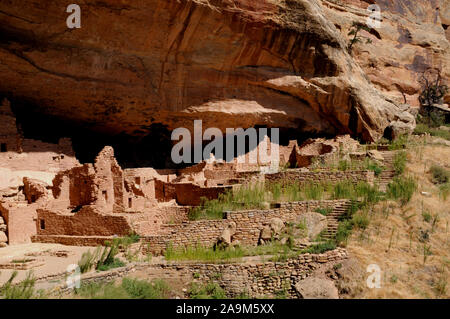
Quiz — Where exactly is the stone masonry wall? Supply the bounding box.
[54,248,348,299]
[265,170,374,185]
[142,200,349,255]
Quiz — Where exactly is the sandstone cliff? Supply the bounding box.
[0,0,448,142]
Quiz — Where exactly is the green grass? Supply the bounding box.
[388,135,409,150]
[414,123,450,141]
[367,162,384,176]
[190,180,383,220]
[429,165,449,184]
[301,241,336,254]
[77,235,133,273]
[188,282,227,299]
[387,176,417,206]
[164,243,244,262]
[315,207,333,216]
[0,271,46,299]
[74,278,171,299]
[439,183,450,200]
[393,151,407,176]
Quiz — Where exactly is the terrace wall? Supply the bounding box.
[265,170,374,185]
[142,200,349,255]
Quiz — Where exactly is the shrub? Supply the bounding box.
[387,176,417,205]
[439,183,450,200]
[0,271,41,299]
[78,247,101,274]
[75,278,170,299]
[77,237,128,273]
[430,165,449,184]
[352,213,369,230]
[422,211,432,223]
[315,207,332,216]
[302,241,336,254]
[367,162,383,176]
[188,282,227,299]
[414,123,450,140]
[121,278,171,299]
[388,135,408,151]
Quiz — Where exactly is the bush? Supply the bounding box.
[430,165,449,184]
[0,271,42,299]
[439,183,450,201]
[121,278,171,299]
[78,247,101,274]
[188,282,227,299]
[367,162,383,177]
[74,278,171,299]
[315,207,333,216]
[389,135,408,150]
[302,241,336,254]
[77,236,129,273]
[387,176,417,205]
[414,123,450,140]
[352,213,369,230]
[393,151,407,175]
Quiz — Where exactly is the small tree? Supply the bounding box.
[418,68,448,126]
[347,21,373,54]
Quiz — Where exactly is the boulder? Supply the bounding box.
[260,226,272,242]
[295,277,339,299]
[384,119,415,141]
[0,231,8,243]
[367,150,384,162]
[216,222,236,248]
[23,177,49,204]
[269,218,285,236]
[297,212,328,240]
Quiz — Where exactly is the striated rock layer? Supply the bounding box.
[0,0,448,142]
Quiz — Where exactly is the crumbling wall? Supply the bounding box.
[142,200,350,255]
[155,180,232,206]
[0,202,37,245]
[35,205,132,237]
[265,170,374,185]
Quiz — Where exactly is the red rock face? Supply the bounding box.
[0,0,447,141]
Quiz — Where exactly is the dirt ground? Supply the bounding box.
[0,243,94,286]
[347,140,450,299]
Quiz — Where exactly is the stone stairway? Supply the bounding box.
[379,151,396,168]
[0,215,8,247]
[377,150,397,191]
[323,200,354,240]
[378,170,396,192]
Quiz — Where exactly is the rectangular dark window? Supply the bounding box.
[0,143,6,152]
[102,190,108,201]
[128,198,132,208]
[40,219,45,230]
[135,177,141,185]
